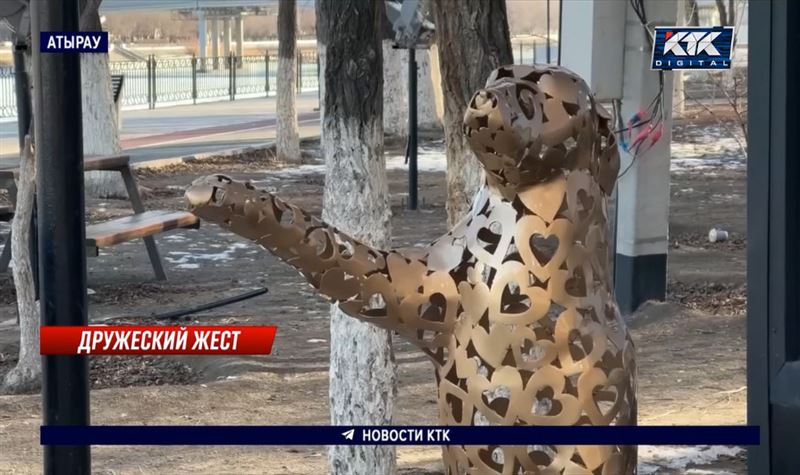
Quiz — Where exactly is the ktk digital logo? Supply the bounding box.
[651,26,734,70]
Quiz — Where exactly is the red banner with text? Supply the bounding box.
[40,326,277,355]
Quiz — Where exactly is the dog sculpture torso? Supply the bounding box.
[186,64,636,475]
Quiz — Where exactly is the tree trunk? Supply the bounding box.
[316,2,327,144]
[382,41,441,136]
[318,1,397,473]
[686,0,700,26]
[81,4,125,198]
[416,49,441,130]
[277,0,301,162]
[715,0,729,25]
[431,0,513,227]
[674,0,686,115]
[1,137,40,394]
[383,40,407,136]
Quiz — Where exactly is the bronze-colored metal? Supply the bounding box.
[186,64,635,475]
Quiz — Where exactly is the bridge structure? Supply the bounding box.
[100,0,314,70]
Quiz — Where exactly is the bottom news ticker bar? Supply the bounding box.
[40,425,760,446]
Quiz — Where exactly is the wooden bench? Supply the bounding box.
[86,210,198,250]
[0,154,199,280]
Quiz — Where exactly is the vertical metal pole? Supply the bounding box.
[31,0,91,473]
[231,54,236,100]
[546,0,552,64]
[151,55,157,108]
[297,51,302,93]
[407,48,418,211]
[146,55,152,109]
[228,54,234,100]
[191,54,197,104]
[265,52,270,96]
[518,42,523,64]
[557,0,563,65]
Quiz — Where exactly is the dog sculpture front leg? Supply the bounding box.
[186,174,458,354]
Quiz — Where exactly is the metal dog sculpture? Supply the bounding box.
[186,64,636,475]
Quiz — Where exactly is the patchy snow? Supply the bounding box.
[386,141,447,172]
[163,234,189,242]
[256,163,325,181]
[165,241,252,266]
[240,124,748,179]
[253,140,448,185]
[671,123,746,174]
[638,445,743,474]
[670,157,745,172]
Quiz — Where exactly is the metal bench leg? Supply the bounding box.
[120,166,167,281]
[0,229,11,273]
[142,235,167,281]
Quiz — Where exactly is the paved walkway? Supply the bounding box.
[0,93,321,168]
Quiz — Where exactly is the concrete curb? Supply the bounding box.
[131,141,276,170]
[130,133,322,171]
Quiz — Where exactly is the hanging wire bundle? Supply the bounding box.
[615,0,667,178]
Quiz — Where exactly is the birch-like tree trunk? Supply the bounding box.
[277,0,301,162]
[316,3,327,143]
[382,41,441,136]
[318,1,397,473]
[431,0,513,226]
[1,137,40,394]
[81,2,125,198]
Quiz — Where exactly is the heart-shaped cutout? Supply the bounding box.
[577,367,627,427]
[488,261,549,325]
[531,233,559,266]
[553,307,606,376]
[519,365,581,425]
[466,200,517,268]
[515,216,572,282]
[565,266,587,298]
[466,366,525,425]
[510,327,557,371]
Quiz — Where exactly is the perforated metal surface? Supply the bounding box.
[187,64,636,474]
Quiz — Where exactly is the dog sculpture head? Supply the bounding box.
[463,65,620,199]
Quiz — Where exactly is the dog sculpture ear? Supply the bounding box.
[595,105,621,196]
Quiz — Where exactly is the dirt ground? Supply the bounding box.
[0,120,747,474]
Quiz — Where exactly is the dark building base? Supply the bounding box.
[614,253,667,315]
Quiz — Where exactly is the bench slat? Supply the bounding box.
[0,155,130,177]
[83,154,130,172]
[86,210,199,248]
